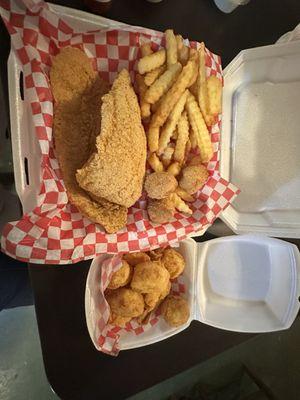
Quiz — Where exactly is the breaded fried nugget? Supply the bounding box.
[137,281,171,325]
[76,69,147,208]
[179,165,209,194]
[50,47,96,103]
[109,313,131,328]
[123,252,150,266]
[161,295,190,327]
[145,280,171,309]
[161,248,185,279]
[144,172,178,199]
[131,261,170,293]
[106,288,144,318]
[107,260,132,290]
[147,196,175,224]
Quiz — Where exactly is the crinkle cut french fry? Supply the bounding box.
[165,29,178,67]
[175,187,194,202]
[144,64,166,86]
[148,152,164,172]
[150,59,196,130]
[141,42,153,57]
[185,92,213,163]
[144,62,182,104]
[174,110,189,164]
[147,125,160,152]
[176,35,189,66]
[184,139,191,163]
[138,49,166,75]
[136,73,151,119]
[171,126,178,140]
[197,43,215,126]
[158,89,189,154]
[207,75,222,116]
[176,34,183,51]
[188,49,199,87]
[161,146,174,168]
[167,161,181,177]
[171,193,193,214]
[189,125,198,150]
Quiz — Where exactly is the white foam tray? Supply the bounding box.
[85,235,300,351]
[220,40,300,238]
[7,2,205,238]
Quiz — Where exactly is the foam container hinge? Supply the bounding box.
[85,235,300,351]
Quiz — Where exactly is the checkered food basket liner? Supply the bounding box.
[0,0,239,264]
[86,252,187,356]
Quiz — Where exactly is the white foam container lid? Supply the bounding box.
[220,40,300,238]
[85,235,300,351]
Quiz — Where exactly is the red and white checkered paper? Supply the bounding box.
[87,253,186,356]
[0,0,239,264]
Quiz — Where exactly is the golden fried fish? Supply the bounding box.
[76,69,147,208]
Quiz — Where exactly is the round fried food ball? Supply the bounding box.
[144,291,160,310]
[123,252,150,266]
[109,313,131,328]
[161,248,185,279]
[106,288,144,318]
[161,295,190,327]
[147,196,175,224]
[179,165,209,194]
[145,172,178,199]
[107,260,132,289]
[131,261,170,293]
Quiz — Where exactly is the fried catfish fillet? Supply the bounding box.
[76,69,147,208]
[51,47,127,233]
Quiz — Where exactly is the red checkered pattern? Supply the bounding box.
[95,254,186,356]
[0,0,239,264]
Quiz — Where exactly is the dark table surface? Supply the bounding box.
[1,0,300,399]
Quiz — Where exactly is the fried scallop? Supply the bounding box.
[109,313,131,328]
[144,172,178,199]
[123,252,150,266]
[106,288,144,318]
[179,165,209,194]
[161,295,190,327]
[131,261,170,293]
[161,248,185,279]
[107,260,132,290]
[138,281,171,325]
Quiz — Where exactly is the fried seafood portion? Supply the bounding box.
[161,295,190,327]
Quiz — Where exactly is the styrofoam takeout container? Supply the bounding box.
[220,40,300,238]
[8,4,300,239]
[7,2,205,239]
[85,235,300,351]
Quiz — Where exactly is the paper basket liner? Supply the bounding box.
[0,0,239,264]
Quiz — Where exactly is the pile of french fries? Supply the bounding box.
[136,29,222,215]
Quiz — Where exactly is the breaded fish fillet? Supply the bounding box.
[76,69,147,208]
[51,47,127,233]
